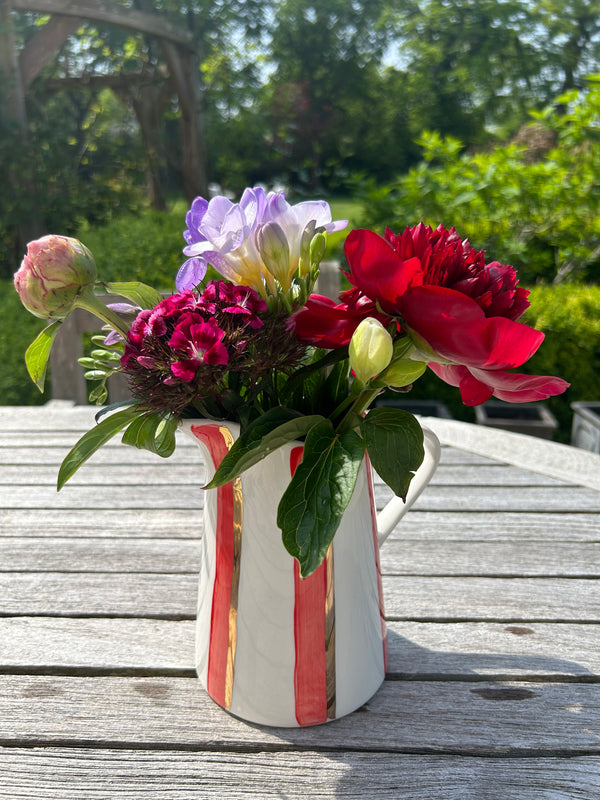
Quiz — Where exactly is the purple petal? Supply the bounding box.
[239,187,268,228]
[103,330,124,346]
[184,197,210,245]
[176,257,208,291]
[106,302,140,314]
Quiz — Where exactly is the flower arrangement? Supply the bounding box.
[15,187,569,576]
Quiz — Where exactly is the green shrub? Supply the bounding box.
[524,284,600,439]
[356,87,600,285]
[76,201,188,289]
[0,282,48,406]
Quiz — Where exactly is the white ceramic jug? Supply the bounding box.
[181,418,440,727]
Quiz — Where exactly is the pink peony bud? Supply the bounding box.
[14,235,97,320]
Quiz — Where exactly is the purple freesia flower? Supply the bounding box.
[177,186,347,295]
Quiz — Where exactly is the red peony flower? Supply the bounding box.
[292,287,392,348]
[295,224,569,405]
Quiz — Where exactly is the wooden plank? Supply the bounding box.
[0,508,203,537]
[382,576,600,622]
[0,676,598,753]
[377,484,600,512]
[392,511,600,542]
[0,748,598,799]
[1,618,598,679]
[0,462,569,486]
[0,617,194,672]
[0,485,204,509]
[2,483,599,511]
[1,573,599,621]
[1,536,598,577]
[381,540,600,577]
[2,509,599,541]
[0,538,201,573]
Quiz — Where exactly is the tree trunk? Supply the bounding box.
[160,40,208,202]
[0,1,43,267]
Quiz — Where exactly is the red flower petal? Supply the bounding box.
[401,286,544,368]
[344,229,423,313]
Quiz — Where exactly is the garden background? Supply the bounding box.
[1,0,599,440]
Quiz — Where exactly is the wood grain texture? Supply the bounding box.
[2,483,599,511]
[0,462,569,486]
[2,404,600,797]
[1,536,598,576]
[2,509,599,542]
[1,675,598,753]
[0,573,598,621]
[1,618,598,679]
[0,749,598,799]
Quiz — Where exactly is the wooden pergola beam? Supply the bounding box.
[9,0,194,48]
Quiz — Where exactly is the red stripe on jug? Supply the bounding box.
[190,424,235,709]
[290,446,329,726]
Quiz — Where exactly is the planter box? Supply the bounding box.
[474,402,558,440]
[374,399,452,418]
[571,402,600,454]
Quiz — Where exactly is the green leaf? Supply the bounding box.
[360,408,424,501]
[207,408,325,489]
[121,411,177,458]
[277,419,365,578]
[24,321,62,392]
[153,415,179,458]
[57,406,140,490]
[104,281,163,309]
[323,357,351,408]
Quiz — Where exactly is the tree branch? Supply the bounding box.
[9,0,194,48]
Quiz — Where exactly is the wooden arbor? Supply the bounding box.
[0,0,208,215]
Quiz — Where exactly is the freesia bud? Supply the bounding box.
[349,317,393,384]
[14,235,97,320]
[309,232,327,267]
[255,222,291,290]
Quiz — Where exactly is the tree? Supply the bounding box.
[263,0,399,190]
[358,85,600,285]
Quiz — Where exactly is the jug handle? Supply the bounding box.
[376,426,441,547]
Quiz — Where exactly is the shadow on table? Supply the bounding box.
[247,626,595,798]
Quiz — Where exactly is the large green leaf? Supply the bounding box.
[25,321,62,392]
[207,408,325,488]
[57,405,139,490]
[277,419,365,578]
[104,281,163,309]
[360,407,424,500]
[121,411,178,457]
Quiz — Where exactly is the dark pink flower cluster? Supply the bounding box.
[123,283,266,386]
[121,281,305,417]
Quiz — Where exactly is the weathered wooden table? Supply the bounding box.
[1,402,599,798]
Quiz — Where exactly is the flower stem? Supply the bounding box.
[73,286,130,338]
[336,386,383,433]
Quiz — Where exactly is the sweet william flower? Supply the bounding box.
[169,314,229,381]
[14,235,97,320]
[348,317,393,384]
